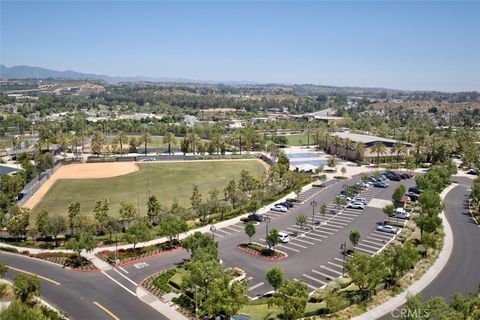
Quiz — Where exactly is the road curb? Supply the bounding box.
[352,183,457,320]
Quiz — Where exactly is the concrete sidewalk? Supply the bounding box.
[137,287,188,320]
[352,183,457,320]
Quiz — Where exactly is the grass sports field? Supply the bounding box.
[31,160,266,218]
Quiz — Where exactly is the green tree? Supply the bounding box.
[320,202,327,218]
[266,228,280,251]
[371,141,387,167]
[116,131,128,154]
[140,131,152,156]
[224,179,239,208]
[244,221,256,244]
[90,131,105,156]
[190,185,202,214]
[345,253,388,300]
[13,274,40,303]
[35,210,50,238]
[0,299,48,320]
[46,215,67,247]
[158,215,188,242]
[393,185,406,203]
[296,213,307,230]
[383,204,395,217]
[93,198,110,232]
[67,201,80,235]
[349,229,361,251]
[146,195,161,225]
[414,214,442,239]
[266,267,284,292]
[182,231,217,259]
[65,233,96,260]
[383,243,419,287]
[125,221,151,251]
[128,136,139,153]
[202,272,248,318]
[6,208,29,238]
[180,138,190,156]
[119,201,137,226]
[162,132,176,154]
[270,279,309,320]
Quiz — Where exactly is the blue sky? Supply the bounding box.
[1,1,479,91]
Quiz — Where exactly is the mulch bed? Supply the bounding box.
[34,252,98,271]
[238,243,287,261]
[96,240,180,266]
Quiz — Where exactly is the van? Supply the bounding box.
[278,232,290,243]
[394,208,411,220]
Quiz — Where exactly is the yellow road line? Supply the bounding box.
[93,301,120,320]
[7,265,60,286]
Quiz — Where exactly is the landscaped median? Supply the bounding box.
[95,240,181,266]
[0,246,97,271]
[237,242,287,261]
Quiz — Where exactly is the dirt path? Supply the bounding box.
[23,162,139,210]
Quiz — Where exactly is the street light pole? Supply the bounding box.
[114,225,119,266]
[264,215,271,236]
[310,200,318,229]
[210,225,216,241]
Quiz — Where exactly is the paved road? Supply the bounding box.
[379,176,480,319]
[1,252,170,320]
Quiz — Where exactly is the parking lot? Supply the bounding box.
[213,172,417,298]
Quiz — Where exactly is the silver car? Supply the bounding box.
[376,225,398,234]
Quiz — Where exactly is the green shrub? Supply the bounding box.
[153,269,176,293]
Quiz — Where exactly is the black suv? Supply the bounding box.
[248,213,264,222]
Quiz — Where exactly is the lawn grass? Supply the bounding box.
[104,135,203,149]
[282,134,311,146]
[32,160,266,217]
[238,302,324,320]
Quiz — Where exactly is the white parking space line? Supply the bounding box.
[320,265,343,276]
[357,242,382,250]
[373,231,395,239]
[223,226,241,233]
[355,246,376,255]
[327,261,343,269]
[279,244,300,252]
[118,266,129,274]
[340,212,361,218]
[322,224,343,230]
[303,274,327,285]
[312,269,337,279]
[248,282,264,291]
[333,257,344,263]
[310,229,332,236]
[267,212,282,217]
[286,241,308,249]
[293,238,315,245]
[363,239,386,246]
[332,216,355,221]
[213,232,224,238]
[367,235,391,242]
[295,278,317,290]
[216,229,232,236]
[326,220,348,226]
[301,234,325,240]
[113,268,138,286]
[287,227,304,233]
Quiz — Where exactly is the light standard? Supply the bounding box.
[310,200,318,229]
[114,224,119,266]
[340,241,347,276]
[264,215,271,236]
[210,225,216,241]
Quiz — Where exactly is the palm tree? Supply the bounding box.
[343,139,354,160]
[56,133,68,152]
[116,131,128,155]
[371,142,387,167]
[211,133,222,155]
[187,131,199,155]
[333,136,342,156]
[392,143,407,168]
[304,128,311,148]
[318,127,328,151]
[354,142,365,161]
[235,130,244,154]
[163,132,176,154]
[140,132,152,156]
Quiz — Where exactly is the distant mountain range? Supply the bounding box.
[0,64,259,85]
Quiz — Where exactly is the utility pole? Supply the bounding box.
[310,200,318,229]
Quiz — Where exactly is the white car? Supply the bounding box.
[376,225,398,234]
[393,208,411,220]
[278,232,290,243]
[347,202,365,209]
[352,197,367,204]
[272,205,288,213]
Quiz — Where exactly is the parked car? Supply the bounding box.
[405,192,419,201]
[376,224,398,234]
[408,187,423,194]
[393,208,411,220]
[399,173,408,180]
[347,202,365,209]
[339,195,352,202]
[272,205,288,213]
[278,232,290,243]
[352,197,367,204]
[386,173,401,181]
[248,213,264,222]
[278,201,294,208]
[374,182,389,188]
